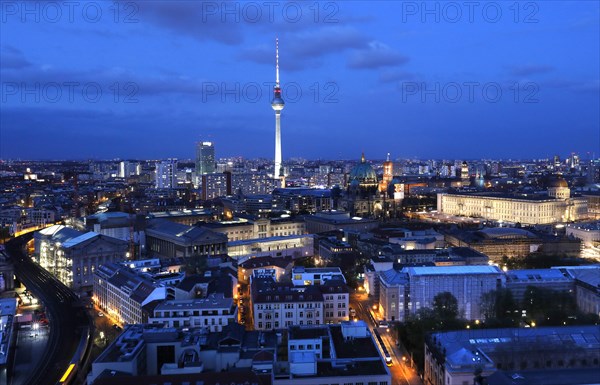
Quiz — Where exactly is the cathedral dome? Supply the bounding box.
[349,153,377,185]
[546,175,568,188]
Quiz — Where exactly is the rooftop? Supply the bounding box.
[313,360,388,378]
[289,325,329,340]
[487,368,600,385]
[240,255,293,270]
[146,219,226,245]
[62,231,100,248]
[147,209,214,219]
[404,265,503,276]
[154,293,233,311]
[428,325,600,369]
[292,266,343,274]
[506,269,572,283]
[329,324,379,359]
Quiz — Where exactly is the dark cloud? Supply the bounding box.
[0,45,32,69]
[0,65,215,98]
[238,26,370,71]
[289,27,370,57]
[348,41,409,69]
[509,65,555,76]
[124,0,244,45]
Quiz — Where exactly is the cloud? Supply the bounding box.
[0,45,32,69]
[238,26,370,71]
[289,26,370,57]
[509,65,555,77]
[348,41,409,69]
[0,64,215,98]
[123,0,244,45]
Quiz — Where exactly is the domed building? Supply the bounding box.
[546,174,570,199]
[348,153,378,189]
[341,153,384,217]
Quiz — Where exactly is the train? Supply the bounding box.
[373,328,393,366]
[57,325,91,384]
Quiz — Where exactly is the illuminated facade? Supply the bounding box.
[227,234,314,263]
[201,172,231,200]
[195,141,215,176]
[34,225,128,291]
[252,277,324,330]
[155,158,178,189]
[437,192,588,224]
[93,262,168,325]
[379,153,393,192]
[149,293,237,332]
[379,265,505,322]
[231,172,276,195]
[200,216,305,242]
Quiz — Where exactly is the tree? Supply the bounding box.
[433,292,459,320]
[480,288,520,327]
[397,293,466,373]
[0,226,11,244]
[522,286,578,326]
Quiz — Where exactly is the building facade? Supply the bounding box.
[196,141,216,177]
[155,159,178,189]
[149,293,237,332]
[34,225,129,291]
[437,191,587,225]
[252,277,324,330]
[93,263,168,325]
[379,265,505,322]
[145,219,227,259]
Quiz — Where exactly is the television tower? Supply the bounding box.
[271,38,285,184]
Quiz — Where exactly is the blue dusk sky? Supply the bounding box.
[1,1,599,160]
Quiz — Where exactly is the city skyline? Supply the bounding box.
[1,1,599,160]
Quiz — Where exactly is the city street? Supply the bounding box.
[86,302,122,361]
[10,326,49,385]
[350,292,422,385]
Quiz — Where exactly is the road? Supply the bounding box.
[6,234,91,385]
[10,326,49,385]
[350,292,422,385]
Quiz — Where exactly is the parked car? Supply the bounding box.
[98,312,104,317]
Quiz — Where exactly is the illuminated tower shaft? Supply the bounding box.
[271,38,285,180]
[275,110,282,179]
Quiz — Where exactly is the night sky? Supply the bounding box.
[1,1,598,160]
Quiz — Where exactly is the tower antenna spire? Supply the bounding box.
[275,37,280,86]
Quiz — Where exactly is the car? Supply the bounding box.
[112,324,122,331]
[98,312,104,317]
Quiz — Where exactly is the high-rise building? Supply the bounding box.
[271,38,285,185]
[201,172,231,200]
[195,141,215,176]
[118,161,140,178]
[155,158,177,189]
